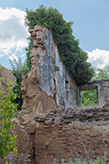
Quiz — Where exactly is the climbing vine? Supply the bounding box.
[25,5,94,86]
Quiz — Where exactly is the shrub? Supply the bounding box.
[0,76,17,162]
[54,155,108,164]
[9,58,30,110]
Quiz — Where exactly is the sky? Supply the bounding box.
[0,0,109,70]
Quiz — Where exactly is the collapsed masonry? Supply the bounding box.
[1,26,109,163]
[19,25,109,163]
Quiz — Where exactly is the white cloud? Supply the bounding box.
[8,53,18,61]
[87,48,109,68]
[0,7,26,25]
[0,40,27,55]
[0,54,4,57]
[20,54,25,57]
[0,7,29,58]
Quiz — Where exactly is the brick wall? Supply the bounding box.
[35,122,109,163]
[32,107,109,163]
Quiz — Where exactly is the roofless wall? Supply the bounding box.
[21,25,80,113]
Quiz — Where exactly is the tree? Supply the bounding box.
[25,37,33,71]
[25,5,94,86]
[9,58,30,110]
[0,66,17,162]
[93,65,109,80]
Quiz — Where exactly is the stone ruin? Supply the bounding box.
[21,25,80,114]
[79,79,109,106]
[1,26,109,163]
[21,25,109,111]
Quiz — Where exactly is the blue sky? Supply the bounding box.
[0,0,109,69]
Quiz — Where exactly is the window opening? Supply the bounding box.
[81,89,97,106]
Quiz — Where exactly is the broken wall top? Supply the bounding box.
[0,65,16,91]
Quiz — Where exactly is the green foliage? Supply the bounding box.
[54,152,109,163]
[0,79,17,162]
[25,5,94,86]
[93,65,109,80]
[25,37,33,71]
[81,90,97,106]
[9,58,30,110]
[0,65,2,69]
[54,158,105,164]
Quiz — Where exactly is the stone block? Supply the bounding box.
[26,120,36,134]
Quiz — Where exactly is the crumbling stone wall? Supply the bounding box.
[21,25,79,114]
[0,65,16,91]
[98,80,109,105]
[21,25,109,112]
[19,107,109,163]
[19,25,109,163]
[6,121,32,164]
[79,79,109,106]
[35,123,109,163]
[2,25,109,163]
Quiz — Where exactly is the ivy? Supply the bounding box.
[25,5,94,86]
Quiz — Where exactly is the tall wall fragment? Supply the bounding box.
[21,25,79,114]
